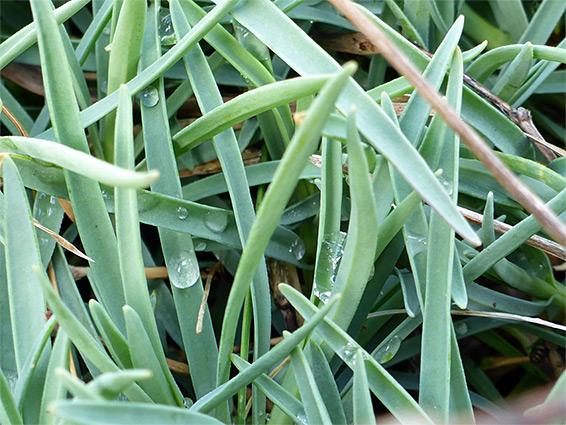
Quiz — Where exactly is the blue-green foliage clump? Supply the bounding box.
[0,0,564,424]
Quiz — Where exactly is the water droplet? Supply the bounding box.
[101,190,114,202]
[149,290,157,312]
[313,178,323,191]
[176,206,188,220]
[141,86,159,107]
[375,335,402,364]
[49,196,58,205]
[336,341,358,363]
[296,413,309,425]
[38,236,50,246]
[204,210,228,233]
[241,74,253,86]
[258,410,265,417]
[313,232,346,303]
[438,176,454,196]
[3,369,18,392]
[183,397,193,408]
[368,264,375,281]
[406,234,428,255]
[194,241,207,251]
[289,238,305,261]
[456,321,468,335]
[168,252,199,289]
[158,10,177,46]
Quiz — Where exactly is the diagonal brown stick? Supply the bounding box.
[327,0,566,245]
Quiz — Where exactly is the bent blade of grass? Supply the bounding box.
[3,157,45,373]
[173,76,328,153]
[215,63,355,388]
[0,137,158,188]
[492,42,533,101]
[30,0,126,329]
[280,285,434,425]
[217,0,479,245]
[191,294,340,414]
[330,109,378,330]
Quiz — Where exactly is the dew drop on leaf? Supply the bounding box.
[168,251,199,289]
[204,210,228,233]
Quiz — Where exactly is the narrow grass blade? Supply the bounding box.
[353,351,375,425]
[517,0,566,45]
[3,157,45,373]
[30,0,126,329]
[312,138,343,303]
[330,109,378,330]
[123,306,177,405]
[88,300,132,369]
[215,63,355,387]
[114,85,183,406]
[172,0,272,368]
[290,343,332,425]
[308,342,347,424]
[39,330,70,425]
[139,2,220,401]
[419,47,463,422]
[172,76,328,153]
[0,367,22,425]
[52,401,224,425]
[102,0,146,161]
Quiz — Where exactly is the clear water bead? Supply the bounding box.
[375,335,402,364]
[204,210,228,233]
[158,10,176,46]
[168,252,199,289]
[176,206,188,220]
[141,86,159,108]
[289,238,305,261]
